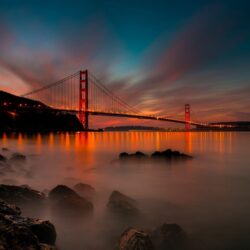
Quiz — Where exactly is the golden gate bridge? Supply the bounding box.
[18,69,207,130]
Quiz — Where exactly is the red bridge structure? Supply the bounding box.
[19,69,207,130]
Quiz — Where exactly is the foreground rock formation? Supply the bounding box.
[107,190,140,216]
[0,185,45,205]
[0,182,188,250]
[73,182,96,201]
[0,199,57,250]
[49,185,94,218]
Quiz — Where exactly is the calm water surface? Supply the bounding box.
[1,131,250,250]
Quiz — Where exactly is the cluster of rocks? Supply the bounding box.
[119,149,192,162]
[0,183,96,249]
[0,199,56,250]
[0,151,27,163]
[0,181,187,249]
[107,191,187,249]
[0,149,30,177]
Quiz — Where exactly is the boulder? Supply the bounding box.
[119,228,154,250]
[0,184,45,206]
[23,218,57,245]
[119,149,191,163]
[73,183,95,200]
[107,191,140,216]
[51,194,93,217]
[119,152,129,158]
[9,153,27,162]
[0,217,42,250]
[0,199,57,250]
[48,185,76,201]
[49,185,93,217]
[150,223,187,250]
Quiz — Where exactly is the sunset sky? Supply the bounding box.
[0,0,250,127]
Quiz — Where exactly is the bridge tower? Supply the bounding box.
[185,104,191,131]
[79,70,89,130]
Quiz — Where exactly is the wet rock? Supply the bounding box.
[48,185,76,201]
[119,227,154,250]
[23,218,57,245]
[0,217,42,250]
[0,199,57,249]
[151,149,192,160]
[0,154,6,162]
[73,183,95,200]
[0,184,45,206]
[119,149,191,163]
[0,199,21,215]
[49,185,93,217]
[119,151,148,162]
[119,152,129,158]
[150,223,187,250]
[9,153,27,162]
[51,193,93,217]
[107,191,140,216]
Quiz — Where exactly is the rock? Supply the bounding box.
[107,191,140,216]
[0,199,21,215]
[135,151,147,157]
[151,149,192,160]
[119,151,148,161]
[1,148,8,152]
[150,223,187,250]
[49,185,93,217]
[119,149,191,163]
[0,199,57,249]
[48,185,76,201]
[119,228,154,250]
[0,216,42,250]
[0,154,6,162]
[73,183,95,200]
[51,194,93,217]
[9,153,27,162]
[0,184,45,206]
[24,219,57,245]
[119,152,129,158]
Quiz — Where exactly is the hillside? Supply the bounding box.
[0,91,48,109]
[0,90,83,132]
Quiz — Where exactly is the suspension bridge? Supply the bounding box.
[4,70,209,130]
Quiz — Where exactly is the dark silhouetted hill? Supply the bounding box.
[0,91,83,132]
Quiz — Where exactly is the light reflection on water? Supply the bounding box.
[0,131,249,250]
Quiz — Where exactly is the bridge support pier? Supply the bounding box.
[79,70,89,130]
[185,104,191,131]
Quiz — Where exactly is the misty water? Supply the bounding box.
[1,131,250,250]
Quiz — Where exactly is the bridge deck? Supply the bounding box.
[1,106,206,127]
